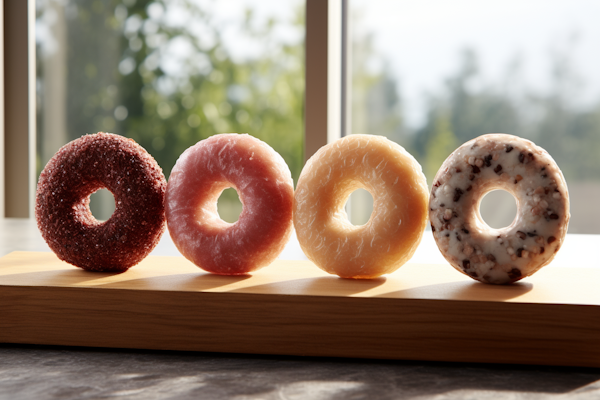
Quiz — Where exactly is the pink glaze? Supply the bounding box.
[165,134,294,274]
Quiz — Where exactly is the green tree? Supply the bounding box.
[422,112,457,182]
[37,0,305,221]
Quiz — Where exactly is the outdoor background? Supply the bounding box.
[350,0,600,232]
[36,0,600,233]
[36,0,305,222]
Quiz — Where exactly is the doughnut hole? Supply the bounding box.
[89,188,116,222]
[217,187,243,223]
[479,189,518,229]
[345,188,375,227]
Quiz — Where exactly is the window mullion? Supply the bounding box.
[304,0,347,163]
[3,0,35,218]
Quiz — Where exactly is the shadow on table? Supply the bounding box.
[376,280,534,301]
[97,272,252,291]
[0,268,126,286]
[227,275,387,296]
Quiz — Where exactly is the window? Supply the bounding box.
[349,0,600,233]
[5,0,599,236]
[34,0,304,221]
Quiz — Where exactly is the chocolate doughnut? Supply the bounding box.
[165,134,294,275]
[430,134,570,284]
[35,133,167,272]
[294,135,429,279]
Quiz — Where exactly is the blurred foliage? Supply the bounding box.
[37,1,600,224]
[36,0,304,221]
[353,42,600,186]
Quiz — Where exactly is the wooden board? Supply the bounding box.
[1,251,599,367]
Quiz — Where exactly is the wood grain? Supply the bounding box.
[1,251,599,367]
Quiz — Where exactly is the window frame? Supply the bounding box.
[2,0,348,218]
[3,0,36,218]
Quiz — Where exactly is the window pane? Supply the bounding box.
[36,0,305,221]
[350,0,600,233]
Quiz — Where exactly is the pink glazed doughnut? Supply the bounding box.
[430,134,570,284]
[165,134,294,275]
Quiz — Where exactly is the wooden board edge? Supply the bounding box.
[1,285,599,368]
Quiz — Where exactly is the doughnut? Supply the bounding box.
[429,134,570,284]
[294,135,429,279]
[35,132,167,272]
[165,134,294,275]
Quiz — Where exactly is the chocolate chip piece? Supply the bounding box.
[462,228,470,234]
[434,180,441,187]
[487,254,496,262]
[463,259,470,269]
[468,271,478,278]
[540,247,545,254]
[445,233,450,237]
[469,174,475,181]
[440,203,445,207]
[453,188,463,202]
[456,233,462,241]
[549,213,559,220]
[466,185,472,191]
[431,224,435,232]
[519,153,525,163]
[472,165,481,174]
[508,268,522,280]
[527,231,537,237]
[528,152,535,161]
[484,155,492,167]
[516,248,524,257]
[456,168,462,173]
[494,164,503,174]
[516,231,526,240]
[547,236,556,244]
[506,145,514,153]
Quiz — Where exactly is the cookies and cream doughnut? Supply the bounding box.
[165,134,294,275]
[430,134,570,284]
[35,133,167,272]
[294,135,429,279]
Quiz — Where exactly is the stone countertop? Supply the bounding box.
[1,218,600,400]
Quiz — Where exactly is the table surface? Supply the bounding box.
[2,218,600,400]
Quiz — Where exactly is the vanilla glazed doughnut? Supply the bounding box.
[294,135,429,279]
[35,133,167,272]
[430,134,570,284]
[166,134,294,275]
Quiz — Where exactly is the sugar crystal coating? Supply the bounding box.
[165,134,294,275]
[35,132,167,272]
[429,133,570,284]
[294,135,429,279]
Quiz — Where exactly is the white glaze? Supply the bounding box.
[430,134,570,284]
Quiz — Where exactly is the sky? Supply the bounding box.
[351,0,600,127]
